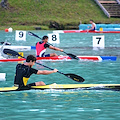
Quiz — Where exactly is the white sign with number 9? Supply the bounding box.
[15,30,26,41]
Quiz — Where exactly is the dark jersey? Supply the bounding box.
[44,43,50,48]
[14,64,38,87]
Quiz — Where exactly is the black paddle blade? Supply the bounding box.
[28,31,41,39]
[65,73,85,82]
[67,53,79,60]
[3,49,21,57]
[28,31,34,36]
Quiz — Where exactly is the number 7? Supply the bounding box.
[96,37,101,44]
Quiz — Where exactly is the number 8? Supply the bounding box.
[52,35,57,41]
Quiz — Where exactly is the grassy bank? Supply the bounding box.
[0,0,120,30]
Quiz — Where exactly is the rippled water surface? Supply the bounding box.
[0,30,120,120]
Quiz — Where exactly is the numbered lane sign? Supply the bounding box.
[93,35,105,49]
[48,33,60,44]
[15,30,26,41]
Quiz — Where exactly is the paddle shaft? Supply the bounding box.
[29,58,83,81]
[28,32,79,60]
[36,61,67,76]
[3,48,85,82]
[6,52,65,75]
[19,55,70,76]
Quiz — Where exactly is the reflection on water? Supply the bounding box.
[1,90,120,120]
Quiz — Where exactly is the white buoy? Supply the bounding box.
[0,73,6,81]
[8,27,13,32]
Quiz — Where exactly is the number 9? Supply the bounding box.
[19,31,24,38]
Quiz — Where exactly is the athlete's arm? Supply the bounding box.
[89,23,95,30]
[37,68,58,75]
[49,45,63,52]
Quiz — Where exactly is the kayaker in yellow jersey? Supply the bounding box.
[36,36,63,57]
[14,55,58,88]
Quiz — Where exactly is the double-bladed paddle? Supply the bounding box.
[28,31,79,60]
[3,48,85,82]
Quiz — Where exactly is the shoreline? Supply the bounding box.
[1,23,120,31]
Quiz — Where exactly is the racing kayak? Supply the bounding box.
[53,30,120,34]
[0,84,120,92]
[0,56,117,62]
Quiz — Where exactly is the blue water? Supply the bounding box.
[0,30,120,120]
